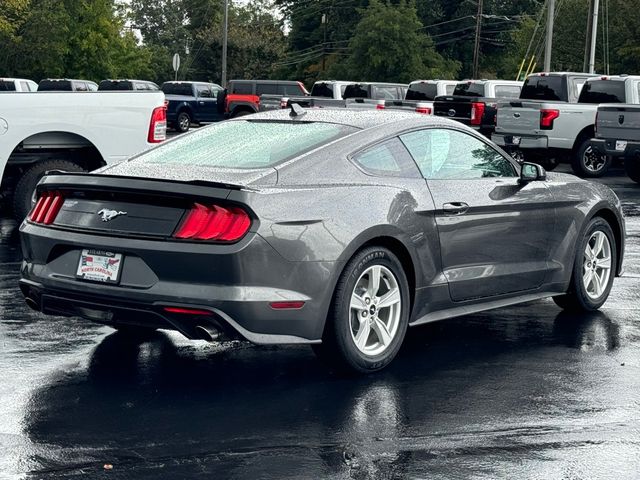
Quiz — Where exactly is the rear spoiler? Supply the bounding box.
[38,171,254,195]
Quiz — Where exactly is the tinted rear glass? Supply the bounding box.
[134,121,357,169]
[311,82,333,98]
[98,80,132,90]
[0,81,16,91]
[161,83,193,96]
[452,83,486,97]
[520,75,565,101]
[406,83,438,101]
[38,80,72,91]
[343,84,369,99]
[578,80,626,103]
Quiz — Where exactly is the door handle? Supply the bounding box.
[442,202,469,215]
[199,101,205,105]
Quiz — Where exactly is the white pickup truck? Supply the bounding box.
[0,91,166,219]
[0,78,38,92]
[492,72,640,177]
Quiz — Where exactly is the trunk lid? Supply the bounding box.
[596,104,640,142]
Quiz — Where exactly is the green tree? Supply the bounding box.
[340,0,459,83]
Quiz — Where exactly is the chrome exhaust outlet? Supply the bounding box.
[194,324,222,342]
[25,297,39,312]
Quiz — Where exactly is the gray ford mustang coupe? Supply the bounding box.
[19,108,625,373]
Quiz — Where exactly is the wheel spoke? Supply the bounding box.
[371,318,392,347]
[583,270,593,290]
[377,288,400,309]
[585,245,595,261]
[367,266,381,297]
[594,232,605,256]
[593,272,603,296]
[350,293,367,311]
[354,321,370,350]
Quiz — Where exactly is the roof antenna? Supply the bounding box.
[289,103,306,118]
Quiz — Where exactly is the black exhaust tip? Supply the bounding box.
[24,297,40,312]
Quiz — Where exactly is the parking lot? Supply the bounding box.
[0,165,637,479]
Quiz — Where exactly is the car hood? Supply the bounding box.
[99,161,277,187]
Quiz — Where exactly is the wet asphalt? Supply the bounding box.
[1,166,639,480]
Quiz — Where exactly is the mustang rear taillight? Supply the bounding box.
[540,108,560,130]
[174,203,251,241]
[29,191,64,225]
[470,102,485,125]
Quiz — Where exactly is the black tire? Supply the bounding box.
[113,324,157,339]
[13,159,85,221]
[624,159,640,183]
[571,138,612,178]
[553,217,617,312]
[313,247,410,374]
[176,111,192,133]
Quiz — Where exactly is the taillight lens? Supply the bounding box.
[29,191,65,224]
[174,203,251,242]
[148,105,167,143]
[415,103,432,115]
[470,102,485,125]
[376,100,385,110]
[540,109,559,129]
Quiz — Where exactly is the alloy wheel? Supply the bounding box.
[349,265,402,356]
[179,114,190,131]
[582,146,606,173]
[583,230,612,300]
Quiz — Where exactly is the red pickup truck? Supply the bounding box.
[222,80,309,118]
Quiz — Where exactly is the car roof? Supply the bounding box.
[240,107,463,131]
[229,79,301,84]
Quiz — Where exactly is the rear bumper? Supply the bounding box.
[590,138,640,159]
[19,223,336,344]
[492,133,549,150]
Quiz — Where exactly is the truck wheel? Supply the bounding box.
[176,111,192,133]
[13,159,85,221]
[624,160,640,183]
[312,247,410,374]
[571,139,612,177]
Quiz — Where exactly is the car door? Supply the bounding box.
[195,84,217,122]
[399,127,555,301]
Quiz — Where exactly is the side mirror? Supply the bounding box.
[519,162,546,183]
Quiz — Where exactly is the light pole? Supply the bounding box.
[543,0,555,72]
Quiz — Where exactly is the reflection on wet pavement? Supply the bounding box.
[1,169,639,479]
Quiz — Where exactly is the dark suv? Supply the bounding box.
[37,79,98,92]
[161,81,224,133]
[223,80,309,118]
[98,79,160,91]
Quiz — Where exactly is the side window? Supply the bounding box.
[134,82,147,90]
[279,83,305,96]
[495,85,521,98]
[197,86,212,98]
[232,82,253,94]
[445,84,455,95]
[375,86,400,100]
[74,82,88,92]
[256,83,278,95]
[352,138,420,178]
[637,82,640,101]
[400,129,517,180]
[20,81,30,91]
[571,77,588,101]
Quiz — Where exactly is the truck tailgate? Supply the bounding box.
[433,97,472,122]
[496,101,542,134]
[597,105,640,142]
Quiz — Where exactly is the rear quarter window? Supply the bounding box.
[352,138,421,178]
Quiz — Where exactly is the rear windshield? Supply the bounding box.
[520,75,565,101]
[38,80,72,91]
[134,121,357,169]
[343,84,369,99]
[578,80,626,103]
[452,82,486,97]
[99,80,132,91]
[161,83,194,96]
[0,81,16,91]
[310,82,333,98]
[406,83,438,101]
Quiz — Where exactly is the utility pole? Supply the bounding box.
[221,0,229,87]
[472,0,483,78]
[588,0,600,73]
[321,13,327,73]
[543,0,555,72]
[583,0,594,72]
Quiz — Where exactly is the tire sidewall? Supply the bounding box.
[624,159,640,183]
[332,247,410,372]
[571,218,617,310]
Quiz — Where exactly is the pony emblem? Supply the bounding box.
[98,209,127,222]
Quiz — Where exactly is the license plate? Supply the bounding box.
[76,249,123,284]
[615,140,627,151]
[512,136,521,146]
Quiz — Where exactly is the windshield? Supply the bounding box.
[133,120,357,169]
[578,80,626,103]
[520,75,565,101]
[161,83,194,96]
[452,82,486,97]
[406,83,438,101]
